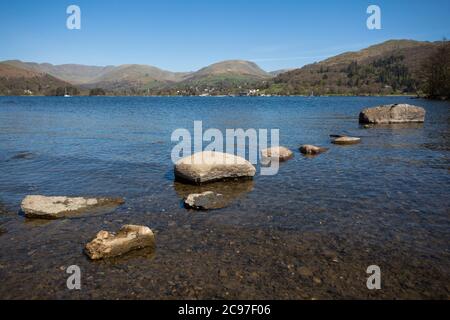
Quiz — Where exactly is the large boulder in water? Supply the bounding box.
[174,151,256,184]
[359,104,425,124]
[21,195,125,219]
[85,225,155,260]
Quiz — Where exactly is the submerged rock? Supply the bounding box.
[299,145,328,155]
[21,195,125,219]
[260,146,294,162]
[359,104,426,124]
[331,136,361,145]
[175,179,254,210]
[184,191,226,210]
[85,225,155,260]
[174,151,256,184]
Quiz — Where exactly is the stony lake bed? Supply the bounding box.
[0,96,449,299]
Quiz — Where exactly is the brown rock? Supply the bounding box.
[261,146,294,162]
[85,225,155,260]
[300,145,328,155]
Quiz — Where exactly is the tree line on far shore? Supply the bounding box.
[421,40,450,100]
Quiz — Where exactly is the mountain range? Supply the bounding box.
[0,39,443,96]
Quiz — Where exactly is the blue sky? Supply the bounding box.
[0,0,449,71]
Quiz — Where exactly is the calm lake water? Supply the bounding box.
[0,96,449,299]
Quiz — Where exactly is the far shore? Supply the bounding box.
[0,94,426,98]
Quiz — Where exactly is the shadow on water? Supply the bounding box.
[359,123,425,130]
[9,151,35,161]
[1,100,17,105]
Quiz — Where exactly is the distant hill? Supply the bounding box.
[267,40,438,95]
[80,64,192,92]
[165,60,273,95]
[1,60,115,84]
[0,59,273,95]
[0,40,443,96]
[269,69,294,76]
[0,63,73,96]
[187,60,271,80]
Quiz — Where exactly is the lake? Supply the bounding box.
[0,96,449,299]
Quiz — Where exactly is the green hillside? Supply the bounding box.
[265,40,439,95]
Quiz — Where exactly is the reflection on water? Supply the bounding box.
[90,245,157,265]
[361,123,425,130]
[0,96,449,299]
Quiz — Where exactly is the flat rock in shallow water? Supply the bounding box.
[21,195,125,219]
[260,146,294,162]
[184,191,226,210]
[174,151,256,184]
[331,136,361,145]
[300,145,328,155]
[359,104,425,124]
[85,225,155,260]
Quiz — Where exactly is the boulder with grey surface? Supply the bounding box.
[85,225,155,260]
[21,195,125,219]
[174,151,256,184]
[359,104,426,124]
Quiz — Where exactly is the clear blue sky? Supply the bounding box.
[0,0,449,72]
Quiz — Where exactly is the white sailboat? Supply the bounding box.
[64,87,71,98]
